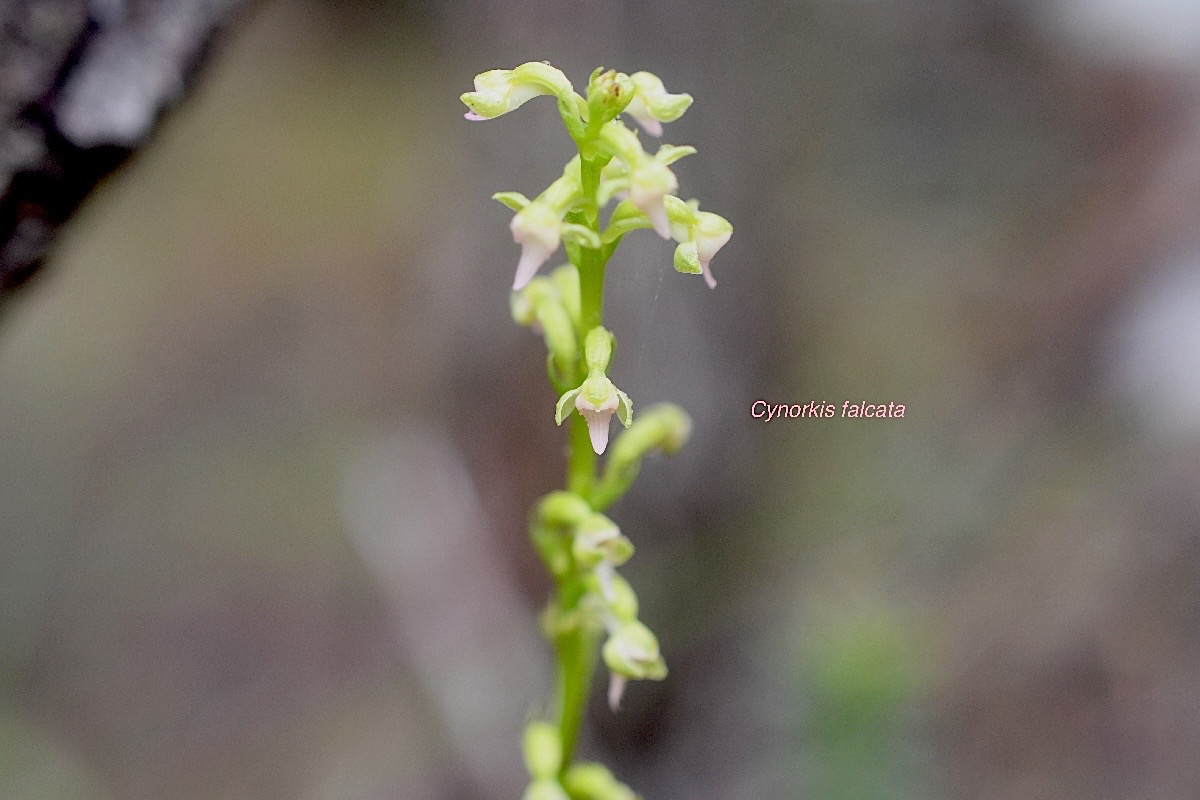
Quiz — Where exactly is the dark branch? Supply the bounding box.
[0,0,245,293]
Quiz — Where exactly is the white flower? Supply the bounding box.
[554,326,632,454]
[510,202,562,291]
[555,373,633,455]
[692,211,733,289]
[628,160,677,239]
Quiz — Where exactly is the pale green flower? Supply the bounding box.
[462,62,575,120]
[624,71,692,137]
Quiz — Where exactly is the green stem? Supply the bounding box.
[552,150,610,774]
[554,621,602,769]
[567,416,596,495]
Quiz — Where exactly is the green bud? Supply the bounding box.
[549,264,581,326]
[537,491,592,529]
[603,620,667,681]
[587,68,636,126]
[583,326,615,372]
[591,404,691,509]
[522,720,563,779]
[563,763,637,800]
[572,512,634,569]
[523,778,571,800]
[511,278,579,382]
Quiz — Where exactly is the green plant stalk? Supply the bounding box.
[464,63,727,799]
[554,151,610,770]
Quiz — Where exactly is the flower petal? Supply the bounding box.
[608,673,627,711]
[514,241,553,290]
[583,409,613,454]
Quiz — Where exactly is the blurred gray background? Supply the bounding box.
[5,1,1200,798]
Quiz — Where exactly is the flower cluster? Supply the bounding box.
[463,62,730,800]
[465,63,733,292]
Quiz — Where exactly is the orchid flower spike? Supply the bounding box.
[461,62,576,120]
[624,71,693,137]
[555,327,632,454]
[666,196,733,289]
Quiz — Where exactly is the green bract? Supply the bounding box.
[462,61,730,799]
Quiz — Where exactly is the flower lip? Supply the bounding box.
[510,203,564,290]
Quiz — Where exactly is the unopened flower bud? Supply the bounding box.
[583,325,615,373]
[587,68,636,126]
[523,720,563,779]
[523,778,571,800]
[591,404,691,510]
[563,763,638,800]
[538,491,592,528]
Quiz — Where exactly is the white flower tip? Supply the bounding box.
[608,674,627,712]
[639,117,664,137]
[514,245,550,291]
[703,268,717,289]
[586,412,611,454]
[464,111,486,121]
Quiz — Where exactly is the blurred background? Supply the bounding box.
[5,0,1200,798]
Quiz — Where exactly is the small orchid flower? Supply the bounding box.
[555,327,632,454]
[497,159,598,290]
[510,201,564,291]
[461,62,576,121]
[596,121,684,239]
[602,620,667,710]
[624,72,693,137]
[572,512,634,570]
[665,196,733,289]
[556,373,633,454]
[629,160,677,238]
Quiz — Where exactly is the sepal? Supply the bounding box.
[493,191,531,211]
